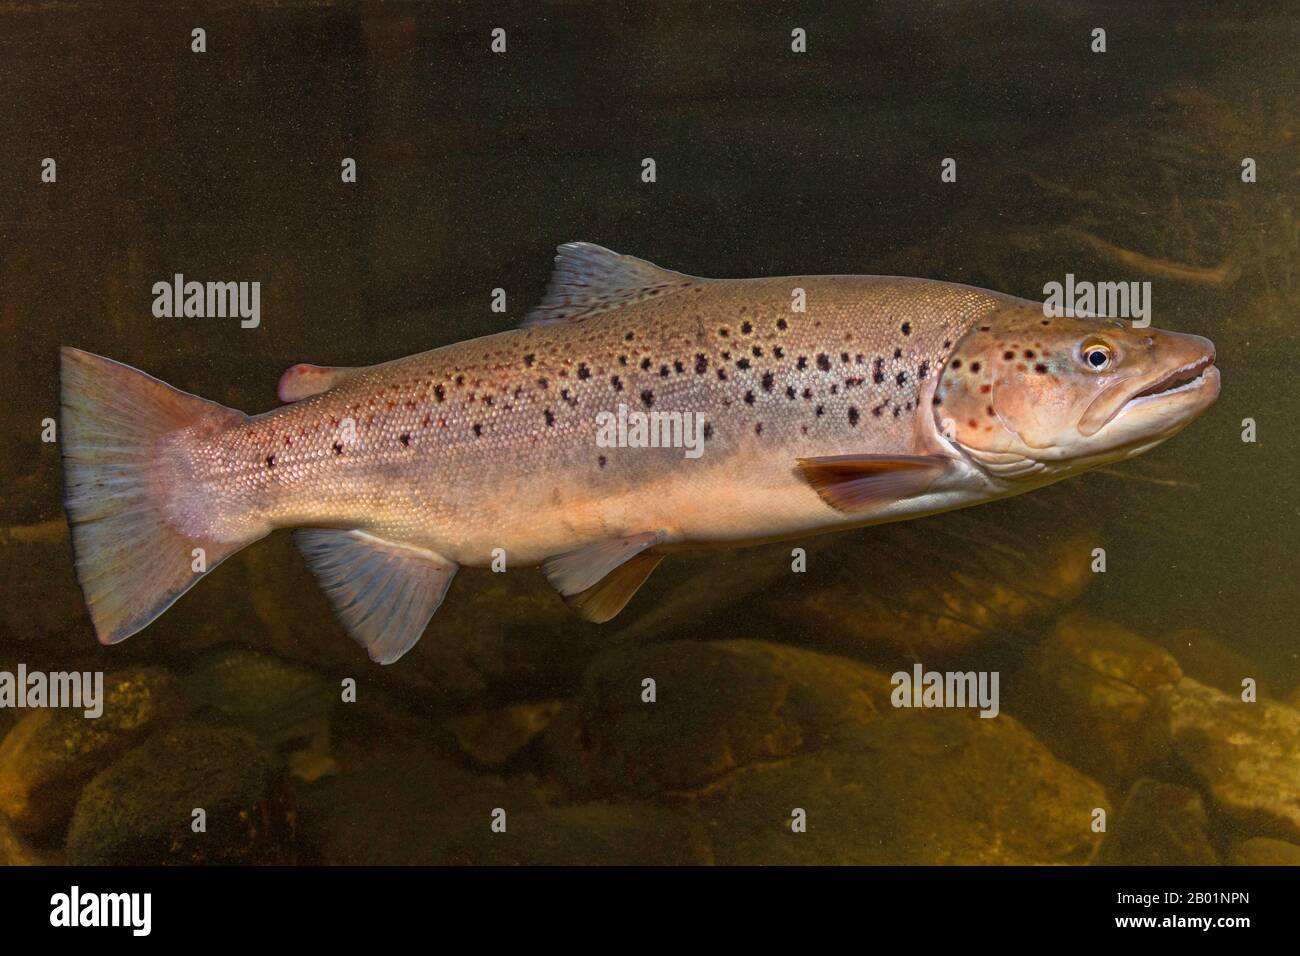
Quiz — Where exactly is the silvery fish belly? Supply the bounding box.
[59,243,1220,663]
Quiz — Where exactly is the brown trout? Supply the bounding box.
[61,243,1220,662]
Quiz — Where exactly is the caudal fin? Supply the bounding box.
[59,347,258,644]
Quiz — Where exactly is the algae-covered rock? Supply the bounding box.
[0,666,183,838]
[441,804,713,865]
[1092,778,1217,866]
[1230,837,1300,866]
[770,522,1092,661]
[1010,614,1182,785]
[1157,627,1262,698]
[0,812,60,865]
[297,736,548,865]
[446,700,564,768]
[184,647,335,744]
[544,639,890,798]
[1149,677,1300,843]
[703,710,1108,865]
[66,724,285,865]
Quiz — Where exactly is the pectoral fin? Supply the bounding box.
[543,531,666,623]
[295,529,458,664]
[797,454,951,514]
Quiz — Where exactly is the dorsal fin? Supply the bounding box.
[521,243,700,328]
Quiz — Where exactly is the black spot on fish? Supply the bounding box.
[640,358,652,370]
[717,368,728,381]
[942,339,952,349]
[1004,351,1015,360]
[752,346,763,357]
[901,322,911,335]
[695,354,708,374]
[736,357,751,370]
[333,443,343,454]
[538,377,549,389]
[266,455,275,468]
[777,318,788,330]
[611,374,624,391]
[703,422,713,440]
[918,360,930,379]
[434,384,446,402]
[754,422,763,435]
[848,407,860,426]
[893,348,902,359]
[815,404,824,417]
[524,353,536,367]
[797,356,808,370]
[744,390,755,405]
[577,363,591,379]
[896,371,907,386]
[816,354,831,371]
[544,409,555,426]
[641,389,654,408]
[472,423,483,437]
[399,433,410,447]
[598,455,607,468]
[873,358,885,384]
[950,359,962,369]
[719,328,730,338]
[1034,363,1048,373]
[932,396,942,405]
[659,365,670,377]
[761,372,775,392]
[741,321,753,334]
[618,355,628,366]
[625,332,635,341]
[455,374,465,386]
[802,387,812,399]
[970,362,982,373]
[1023,350,1035,359]
[773,346,785,358]
[786,385,797,399]
[674,360,685,374]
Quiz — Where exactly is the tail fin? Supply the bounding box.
[59,347,259,644]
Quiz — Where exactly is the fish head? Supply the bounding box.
[932,306,1219,481]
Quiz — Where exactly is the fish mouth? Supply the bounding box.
[1078,350,1219,439]
[1124,354,1218,409]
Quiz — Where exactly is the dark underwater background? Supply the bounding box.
[0,0,1297,864]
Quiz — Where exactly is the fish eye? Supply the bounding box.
[1081,343,1113,371]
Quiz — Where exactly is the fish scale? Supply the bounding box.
[59,242,1219,663]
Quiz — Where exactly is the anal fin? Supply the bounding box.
[543,531,666,623]
[797,454,951,514]
[295,529,457,664]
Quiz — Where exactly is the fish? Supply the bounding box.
[60,243,1220,663]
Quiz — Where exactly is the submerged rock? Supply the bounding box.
[297,736,547,865]
[1230,837,1300,866]
[1010,614,1182,785]
[773,523,1093,661]
[66,724,286,865]
[1092,779,1217,866]
[0,666,183,838]
[1156,627,1262,697]
[446,700,564,768]
[543,639,889,798]
[184,647,338,780]
[1149,677,1300,843]
[441,804,713,865]
[703,710,1107,865]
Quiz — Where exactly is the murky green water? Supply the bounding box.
[0,1,1297,865]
